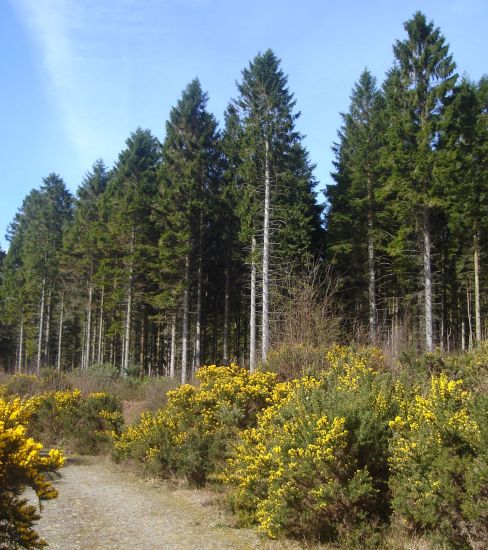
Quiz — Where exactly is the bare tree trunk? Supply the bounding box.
[461,320,466,351]
[140,313,146,376]
[474,231,481,344]
[85,282,93,371]
[123,229,135,376]
[195,244,202,373]
[36,275,46,375]
[467,285,473,350]
[44,286,52,362]
[423,208,433,352]
[367,196,377,345]
[181,254,190,384]
[223,245,231,364]
[17,314,24,373]
[250,235,257,372]
[262,138,270,362]
[170,314,176,379]
[57,294,64,371]
[97,286,104,364]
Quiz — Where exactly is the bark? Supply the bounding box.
[474,231,481,344]
[44,286,52,362]
[57,294,64,371]
[123,229,135,376]
[85,282,93,371]
[367,187,377,345]
[195,243,202,373]
[97,287,104,364]
[423,208,433,352]
[467,286,473,350]
[262,138,270,361]
[36,275,46,375]
[181,254,190,384]
[170,315,176,379]
[250,235,257,372]
[17,314,24,373]
[223,244,231,364]
[140,313,146,376]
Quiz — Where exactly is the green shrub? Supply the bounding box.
[224,346,396,544]
[389,373,487,548]
[28,390,124,454]
[4,373,40,397]
[113,365,277,486]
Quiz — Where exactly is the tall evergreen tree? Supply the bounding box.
[328,69,384,342]
[387,12,457,351]
[234,49,324,365]
[105,129,161,375]
[158,79,220,382]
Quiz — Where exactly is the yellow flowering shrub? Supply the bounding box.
[0,396,64,549]
[22,389,123,454]
[389,373,487,547]
[113,365,277,486]
[224,348,396,543]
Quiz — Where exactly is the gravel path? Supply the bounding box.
[34,456,288,550]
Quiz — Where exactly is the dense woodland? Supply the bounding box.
[0,12,487,379]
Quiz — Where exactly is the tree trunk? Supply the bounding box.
[57,294,64,371]
[250,235,257,372]
[467,285,473,350]
[474,231,481,344]
[97,286,104,364]
[36,275,46,375]
[17,314,24,373]
[423,208,433,352]
[123,229,135,376]
[181,254,190,384]
[223,244,231,364]
[44,286,52,362]
[195,243,202,373]
[262,138,270,362]
[85,282,93,371]
[170,315,176,379]
[367,194,377,345]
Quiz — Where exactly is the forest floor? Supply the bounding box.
[34,455,308,550]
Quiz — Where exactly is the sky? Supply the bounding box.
[1,0,487,251]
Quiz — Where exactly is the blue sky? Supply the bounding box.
[1,0,487,250]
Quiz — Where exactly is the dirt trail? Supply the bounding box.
[34,456,295,550]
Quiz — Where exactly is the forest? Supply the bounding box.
[0,11,487,379]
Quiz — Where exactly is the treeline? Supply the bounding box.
[0,12,487,378]
[0,51,323,378]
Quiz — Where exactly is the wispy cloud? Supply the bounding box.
[9,0,162,171]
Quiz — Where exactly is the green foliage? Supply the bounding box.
[28,390,124,454]
[0,396,64,549]
[388,373,487,548]
[113,365,277,486]
[224,347,395,543]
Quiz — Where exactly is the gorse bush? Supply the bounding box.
[27,390,124,454]
[224,346,395,544]
[114,364,277,486]
[0,394,64,549]
[113,346,487,547]
[389,373,487,548]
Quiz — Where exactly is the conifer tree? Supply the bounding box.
[158,79,220,382]
[234,50,323,364]
[387,12,457,351]
[328,69,384,342]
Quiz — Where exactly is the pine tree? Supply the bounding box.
[234,50,324,364]
[105,129,161,375]
[387,12,457,351]
[158,79,220,382]
[328,69,384,342]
